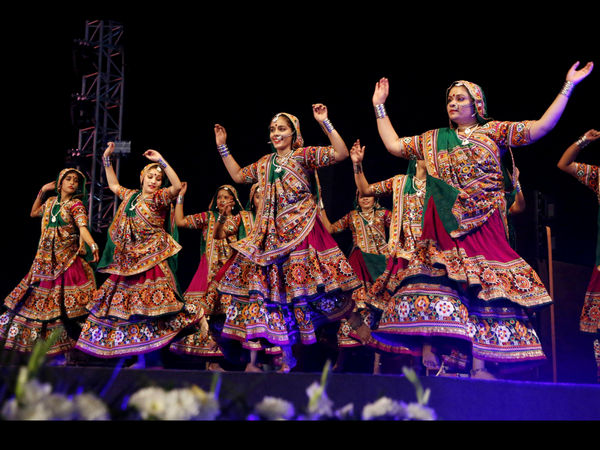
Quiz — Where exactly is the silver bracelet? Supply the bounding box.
[177,195,184,204]
[374,104,387,119]
[322,118,335,134]
[103,156,112,167]
[217,144,230,158]
[560,80,574,98]
[576,135,589,148]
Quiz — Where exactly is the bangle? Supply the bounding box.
[217,144,230,158]
[560,80,574,98]
[353,163,363,174]
[90,243,99,252]
[322,118,335,134]
[576,135,589,148]
[177,195,184,204]
[217,214,226,224]
[515,181,522,193]
[374,104,387,119]
[157,158,168,169]
[103,156,112,167]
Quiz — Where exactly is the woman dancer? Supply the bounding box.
[169,182,249,371]
[213,104,368,372]
[557,129,600,382]
[319,178,391,373]
[368,61,593,378]
[350,143,440,373]
[75,142,195,367]
[0,168,99,362]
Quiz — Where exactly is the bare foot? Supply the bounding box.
[207,362,226,372]
[470,368,496,380]
[245,363,263,373]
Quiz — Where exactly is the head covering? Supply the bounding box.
[246,183,261,212]
[48,168,88,229]
[139,163,167,187]
[447,80,491,127]
[271,112,304,149]
[209,184,244,216]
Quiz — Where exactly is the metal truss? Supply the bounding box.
[71,19,127,233]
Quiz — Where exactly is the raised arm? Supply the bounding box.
[312,103,349,162]
[350,140,376,197]
[174,182,188,227]
[529,61,594,142]
[215,124,245,184]
[143,149,182,198]
[508,167,526,215]
[30,181,56,218]
[103,142,122,195]
[557,129,600,177]
[372,78,408,158]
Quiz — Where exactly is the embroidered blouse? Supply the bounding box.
[330,209,391,255]
[232,146,336,265]
[30,196,89,282]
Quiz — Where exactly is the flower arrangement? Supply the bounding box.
[1,335,437,421]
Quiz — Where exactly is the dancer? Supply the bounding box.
[350,142,436,373]
[319,170,392,373]
[0,168,99,361]
[75,142,195,367]
[169,182,248,371]
[557,129,600,382]
[368,61,593,379]
[213,104,368,372]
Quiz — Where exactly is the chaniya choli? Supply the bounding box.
[170,185,260,357]
[216,113,361,351]
[327,198,391,348]
[369,81,552,370]
[76,171,196,357]
[0,169,96,356]
[573,161,600,380]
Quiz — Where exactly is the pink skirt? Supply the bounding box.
[0,256,95,355]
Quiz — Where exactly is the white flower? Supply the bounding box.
[405,402,437,421]
[334,403,355,420]
[73,393,110,420]
[253,396,295,420]
[128,386,168,420]
[306,381,334,419]
[361,397,407,420]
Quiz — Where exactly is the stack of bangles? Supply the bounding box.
[217,144,230,158]
[374,103,387,119]
[90,243,99,252]
[560,80,574,98]
[103,156,111,167]
[322,118,335,134]
[515,181,522,193]
[576,134,590,148]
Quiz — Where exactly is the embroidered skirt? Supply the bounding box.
[216,218,360,347]
[366,200,549,366]
[75,260,198,358]
[0,257,95,355]
[581,267,600,334]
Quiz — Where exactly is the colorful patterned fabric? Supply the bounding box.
[574,162,600,336]
[1,183,96,355]
[398,121,534,238]
[330,209,391,256]
[77,185,194,357]
[97,187,181,276]
[215,115,360,349]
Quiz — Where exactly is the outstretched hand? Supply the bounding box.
[566,61,594,85]
[372,77,390,105]
[350,139,365,164]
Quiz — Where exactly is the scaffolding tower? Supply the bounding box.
[70,20,127,233]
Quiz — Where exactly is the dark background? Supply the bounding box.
[2,4,598,382]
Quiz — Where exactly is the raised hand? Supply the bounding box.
[372,77,390,105]
[214,124,227,146]
[582,129,600,143]
[41,181,56,193]
[143,149,163,162]
[103,141,115,158]
[312,103,328,123]
[350,139,365,164]
[179,181,188,196]
[566,61,594,85]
